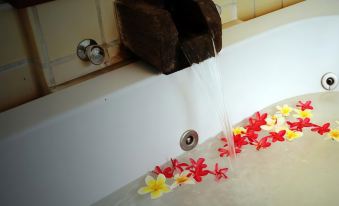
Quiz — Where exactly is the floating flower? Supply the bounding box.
[260,114,285,131]
[186,158,210,182]
[269,130,286,142]
[243,129,258,142]
[296,100,313,111]
[233,127,246,135]
[209,163,228,181]
[251,136,271,151]
[287,118,314,132]
[293,109,313,119]
[170,170,195,189]
[233,134,249,148]
[138,174,171,199]
[327,129,339,141]
[153,166,173,178]
[311,123,331,135]
[285,129,303,141]
[276,104,293,116]
[171,158,188,173]
[246,112,268,131]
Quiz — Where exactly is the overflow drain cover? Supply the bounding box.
[180,130,199,151]
[321,72,338,90]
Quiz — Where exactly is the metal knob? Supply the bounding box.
[77,39,105,65]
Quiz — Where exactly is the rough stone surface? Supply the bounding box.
[115,0,222,74]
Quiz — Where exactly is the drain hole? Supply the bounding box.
[185,136,194,145]
[180,130,199,151]
[326,77,335,86]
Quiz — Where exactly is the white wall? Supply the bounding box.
[1,10,339,206]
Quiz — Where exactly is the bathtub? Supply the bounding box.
[1,1,339,206]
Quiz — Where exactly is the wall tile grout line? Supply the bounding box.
[49,55,77,67]
[31,6,56,86]
[0,59,30,73]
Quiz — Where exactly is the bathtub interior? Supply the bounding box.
[0,13,339,206]
[94,91,339,206]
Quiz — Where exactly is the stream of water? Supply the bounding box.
[182,37,236,165]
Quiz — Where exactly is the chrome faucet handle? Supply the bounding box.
[77,39,105,65]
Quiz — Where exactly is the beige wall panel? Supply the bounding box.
[36,0,102,61]
[255,0,283,17]
[0,8,28,66]
[221,4,237,24]
[52,58,102,85]
[99,0,119,43]
[238,0,255,21]
[0,65,39,112]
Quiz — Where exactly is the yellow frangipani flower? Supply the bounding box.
[293,109,313,119]
[233,127,246,135]
[276,104,293,116]
[138,174,171,199]
[285,129,303,141]
[327,129,339,141]
[171,170,195,189]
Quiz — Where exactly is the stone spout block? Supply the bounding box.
[115,0,222,74]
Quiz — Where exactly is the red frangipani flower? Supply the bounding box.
[171,158,188,173]
[311,123,331,135]
[287,118,314,131]
[269,130,286,142]
[251,136,271,151]
[296,100,314,111]
[245,112,268,131]
[209,163,228,181]
[233,134,249,148]
[244,129,259,142]
[187,158,210,182]
[153,166,173,178]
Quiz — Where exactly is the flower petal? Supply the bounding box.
[145,175,155,186]
[151,190,163,199]
[156,174,166,185]
[138,186,153,195]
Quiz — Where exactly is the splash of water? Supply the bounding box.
[181,36,236,168]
